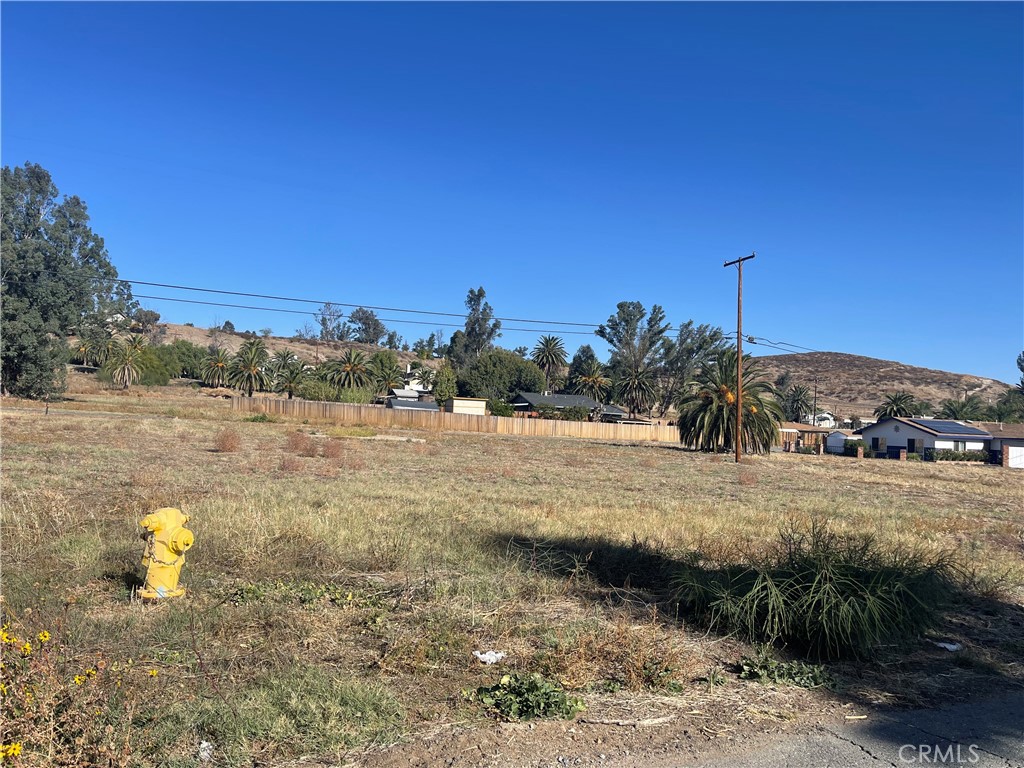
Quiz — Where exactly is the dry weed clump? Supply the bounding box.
[213,428,241,453]
[321,439,345,460]
[285,431,317,457]
[738,470,758,487]
[279,455,304,473]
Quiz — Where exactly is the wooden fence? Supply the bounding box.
[231,397,680,443]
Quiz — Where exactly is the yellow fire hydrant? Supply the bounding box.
[139,508,194,600]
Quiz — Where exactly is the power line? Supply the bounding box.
[131,294,599,335]
[4,268,827,351]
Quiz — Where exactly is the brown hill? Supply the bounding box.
[156,323,424,367]
[753,352,1011,418]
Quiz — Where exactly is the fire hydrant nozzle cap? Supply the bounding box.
[170,528,195,554]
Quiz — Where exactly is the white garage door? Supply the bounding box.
[1009,446,1024,469]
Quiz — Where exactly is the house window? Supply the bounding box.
[953,441,966,451]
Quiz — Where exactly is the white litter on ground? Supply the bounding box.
[473,650,507,664]
[930,641,963,652]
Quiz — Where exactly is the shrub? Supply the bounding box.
[535,404,562,421]
[488,399,514,417]
[321,439,344,459]
[933,449,988,462]
[907,452,922,461]
[673,523,959,660]
[561,406,589,422]
[843,440,867,457]
[243,412,276,423]
[285,431,317,456]
[336,387,374,405]
[213,428,241,453]
[467,673,584,721]
[739,646,833,689]
[297,379,338,402]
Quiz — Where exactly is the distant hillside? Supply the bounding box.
[753,352,1011,418]
[156,323,424,367]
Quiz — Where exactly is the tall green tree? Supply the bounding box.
[1,163,135,397]
[349,307,388,345]
[570,358,611,403]
[228,339,270,397]
[782,384,812,423]
[567,345,599,387]
[461,287,501,363]
[873,391,917,419]
[433,361,457,406]
[596,302,669,416]
[937,395,986,421]
[201,348,231,388]
[457,349,545,401]
[676,348,782,454]
[655,320,726,416]
[531,335,567,391]
[104,341,142,390]
[275,361,307,400]
[326,349,369,390]
[368,350,404,395]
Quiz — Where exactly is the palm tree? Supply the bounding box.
[873,391,917,420]
[228,339,270,397]
[571,358,611,403]
[72,338,93,366]
[201,348,231,388]
[937,395,986,420]
[782,385,812,423]
[105,341,141,390]
[325,349,369,390]
[275,361,306,400]
[614,366,656,418]
[413,364,437,391]
[270,349,298,373]
[531,336,567,391]
[368,353,404,395]
[676,348,782,454]
[125,334,148,354]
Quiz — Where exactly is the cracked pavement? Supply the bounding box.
[678,691,1023,768]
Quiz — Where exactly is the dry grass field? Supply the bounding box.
[2,379,1023,767]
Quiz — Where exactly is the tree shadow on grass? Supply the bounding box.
[487,532,1024,710]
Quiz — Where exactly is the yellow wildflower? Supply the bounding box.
[85,668,96,678]
[20,641,31,656]
[148,669,158,677]
[74,675,86,685]
[38,630,51,643]
[3,742,23,757]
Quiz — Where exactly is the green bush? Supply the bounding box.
[933,449,988,462]
[535,404,562,420]
[467,673,584,721]
[336,387,374,404]
[673,523,959,660]
[297,379,338,402]
[739,646,833,689]
[843,440,867,457]
[906,452,922,461]
[488,399,514,417]
[561,406,589,422]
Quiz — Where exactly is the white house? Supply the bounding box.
[854,417,991,457]
[824,431,857,454]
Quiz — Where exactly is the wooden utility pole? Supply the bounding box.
[723,252,756,463]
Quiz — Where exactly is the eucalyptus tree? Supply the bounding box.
[228,338,270,397]
[531,335,567,391]
[676,348,782,454]
[655,320,726,416]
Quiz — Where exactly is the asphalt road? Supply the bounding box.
[681,691,1023,768]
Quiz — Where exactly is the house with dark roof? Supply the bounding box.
[511,392,627,422]
[854,417,991,457]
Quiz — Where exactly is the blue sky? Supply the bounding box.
[3,2,1021,382]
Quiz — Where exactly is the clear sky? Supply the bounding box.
[3,2,1022,382]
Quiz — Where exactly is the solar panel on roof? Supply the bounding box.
[909,419,989,436]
